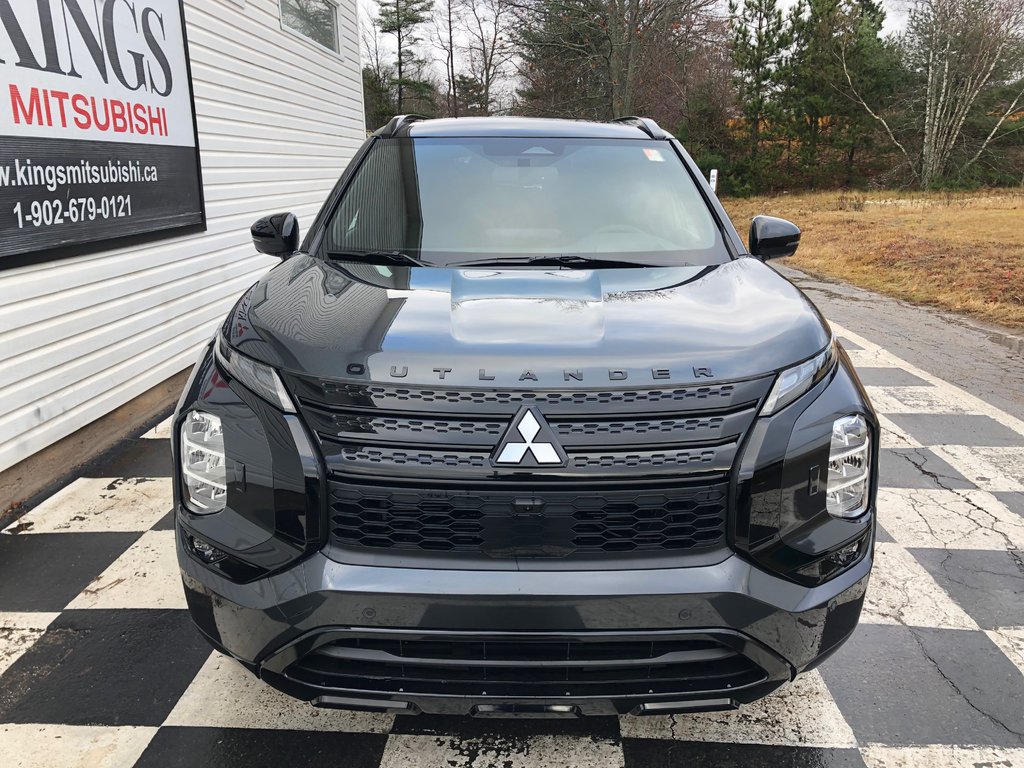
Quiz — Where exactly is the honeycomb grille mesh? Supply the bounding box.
[555,416,726,437]
[327,415,507,436]
[308,381,741,408]
[339,448,490,469]
[329,446,724,473]
[329,483,728,558]
[569,449,718,469]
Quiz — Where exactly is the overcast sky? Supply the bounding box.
[778,0,910,33]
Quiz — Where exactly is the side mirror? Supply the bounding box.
[251,212,299,258]
[749,215,800,260]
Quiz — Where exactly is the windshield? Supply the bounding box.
[321,137,729,267]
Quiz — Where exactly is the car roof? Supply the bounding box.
[382,116,670,140]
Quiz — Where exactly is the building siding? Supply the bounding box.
[0,0,365,473]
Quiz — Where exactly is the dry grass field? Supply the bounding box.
[722,189,1024,329]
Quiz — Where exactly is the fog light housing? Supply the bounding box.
[795,535,868,583]
[830,540,861,567]
[827,414,870,519]
[181,410,227,513]
[188,534,226,564]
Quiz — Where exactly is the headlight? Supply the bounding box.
[181,410,227,513]
[762,340,836,415]
[827,414,870,518]
[215,335,295,412]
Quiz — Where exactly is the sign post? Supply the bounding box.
[0,1,205,267]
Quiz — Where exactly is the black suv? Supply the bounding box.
[174,116,876,717]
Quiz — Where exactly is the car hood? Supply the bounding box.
[225,255,831,387]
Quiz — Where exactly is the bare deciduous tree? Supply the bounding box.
[362,14,398,129]
[363,14,393,85]
[431,0,461,115]
[461,0,517,114]
[915,0,1024,184]
[514,0,719,119]
[845,0,1024,186]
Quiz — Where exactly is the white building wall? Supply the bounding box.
[0,0,365,473]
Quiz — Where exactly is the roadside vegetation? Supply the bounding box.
[353,0,1024,192]
[723,189,1024,329]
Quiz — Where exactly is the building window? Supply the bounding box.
[281,0,339,53]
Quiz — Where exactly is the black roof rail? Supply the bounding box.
[373,114,429,138]
[612,116,669,139]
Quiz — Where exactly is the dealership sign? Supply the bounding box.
[0,0,204,265]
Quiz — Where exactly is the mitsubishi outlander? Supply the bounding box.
[174,116,877,717]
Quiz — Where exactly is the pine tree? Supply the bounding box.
[363,65,397,130]
[454,74,488,115]
[729,0,789,188]
[783,0,845,186]
[378,0,434,113]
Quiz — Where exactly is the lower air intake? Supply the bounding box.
[285,631,769,699]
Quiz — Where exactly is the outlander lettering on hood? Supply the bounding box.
[370,364,717,382]
[173,115,878,719]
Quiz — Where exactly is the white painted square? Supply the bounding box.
[379,733,625,768]
[832,326,922,369]
[986,627,1024,679]
[931,445,1024,492]
[141,416,173,440]
[877,414,922,449]
[845,349,899,369]
[4,476,172,534]
[862,543,979,630]
[860,745,1024,768]
[618,670,856,747]
[865,386,973,415]
[0,724,156,768]
[877,488,1024,550]
[0,612,58,677]
[66,530,185,611]
[165,651,394,733]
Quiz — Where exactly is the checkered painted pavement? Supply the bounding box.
[1,322,1022,768]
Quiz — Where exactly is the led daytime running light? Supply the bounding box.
[762,340,836,415]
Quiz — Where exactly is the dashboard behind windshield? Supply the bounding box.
[321,137,730,267]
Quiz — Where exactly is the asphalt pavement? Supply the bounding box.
[1,267,1022,768]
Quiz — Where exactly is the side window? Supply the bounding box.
[280,0,339,53]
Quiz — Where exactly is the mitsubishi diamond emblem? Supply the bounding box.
[492,406,568,467]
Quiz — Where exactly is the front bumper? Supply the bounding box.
[178,531,870,716]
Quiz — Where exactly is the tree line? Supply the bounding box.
[359,0,1024,192]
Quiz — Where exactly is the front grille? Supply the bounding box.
[287,375,771,560]
[326,444,729,476]
[329,482,728,558]
[285,631,769,699]
[286,375,770,482]
[287,378,766,413]
[557,416,726,437]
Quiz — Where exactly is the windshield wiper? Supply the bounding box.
[325,250,426,267]
[452,254,642,269]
